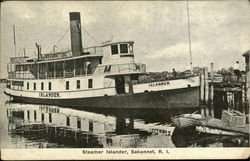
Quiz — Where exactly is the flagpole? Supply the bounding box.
[13,25,17,57]
[187,0,193,75]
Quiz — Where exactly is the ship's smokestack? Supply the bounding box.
[69,12,83,56]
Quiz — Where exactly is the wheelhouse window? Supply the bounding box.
[66,81,69,90]
[111,45,118,55]
[129,43,133,53]
[48,82,52,90]
[88,79,93,88]
[120,44,128,54]
[33,83,36,90]
[41,82,44,90]
[77,80,80,89]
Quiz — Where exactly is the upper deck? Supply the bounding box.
[7,40,146,80]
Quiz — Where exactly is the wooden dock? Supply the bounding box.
[195,51,250,136]
[196,118,249,136]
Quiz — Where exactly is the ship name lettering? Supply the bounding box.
[39,92,60,98]
[149,81,169,87]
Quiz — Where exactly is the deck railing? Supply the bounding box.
[83,46,103,55]
[8,63,146,80]
[98,63,146,75]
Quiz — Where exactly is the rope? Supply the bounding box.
[55,28,70,46]
[81,26,99,44]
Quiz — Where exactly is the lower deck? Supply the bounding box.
[5,75,200,109]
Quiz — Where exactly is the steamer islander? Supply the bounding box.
[4,12,200,109]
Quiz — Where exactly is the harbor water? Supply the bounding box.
[0,83,248,148]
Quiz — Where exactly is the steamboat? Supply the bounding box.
[4,12,200,109]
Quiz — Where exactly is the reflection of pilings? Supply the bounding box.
[128,118,134,130]
[11,123,47,140]
[115,117,126,134]
[46,125,103,147]
[115,117,135,134]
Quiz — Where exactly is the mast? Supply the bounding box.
[13,25,17,57]
[187,0,193,75]
[23,48,26,57]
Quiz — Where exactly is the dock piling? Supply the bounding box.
[200,68,205,117]
[210,63,215,118]
[204,67,210,117]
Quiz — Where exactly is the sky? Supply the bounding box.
[1,0,250,78]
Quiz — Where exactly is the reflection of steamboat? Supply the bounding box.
[7,105,175,148]
[4,12,199,109]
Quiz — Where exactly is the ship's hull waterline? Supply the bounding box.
[5,86,199,109]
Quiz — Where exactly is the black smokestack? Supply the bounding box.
[69,12,83,56]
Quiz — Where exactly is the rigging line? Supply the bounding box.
[55,28,70,46]
[81,26,99,44]
[187,0,193,72]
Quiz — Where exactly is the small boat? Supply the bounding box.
[171,111,205,129]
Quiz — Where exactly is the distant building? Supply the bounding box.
[193,66,202,75]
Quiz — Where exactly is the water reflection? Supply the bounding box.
[2,94,249,148]
[171,127,249,147]
[5,103,178,148]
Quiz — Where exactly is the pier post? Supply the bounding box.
[243,50,249,123]
[210,63,215,118]
[200,68,205,117]
[242,85,246,114]
[204,67,210,117]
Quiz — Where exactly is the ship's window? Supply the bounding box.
[33,83,36,90]
[77,118,81,129]
[41,113,44,122]
[120,44,128,54]
[48,82,52,90]
[6,81,11,89]
[27,82,29,90]
[27,111,30,120]
[99,58,102,64]
[66,116,70,126]
[41,82,44,90]
[66,81,69,90]
[88,79,93,88]
[77,80,80,89]
[111,45,118,55]
[49,113,52,123]
[89,121,93,132]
